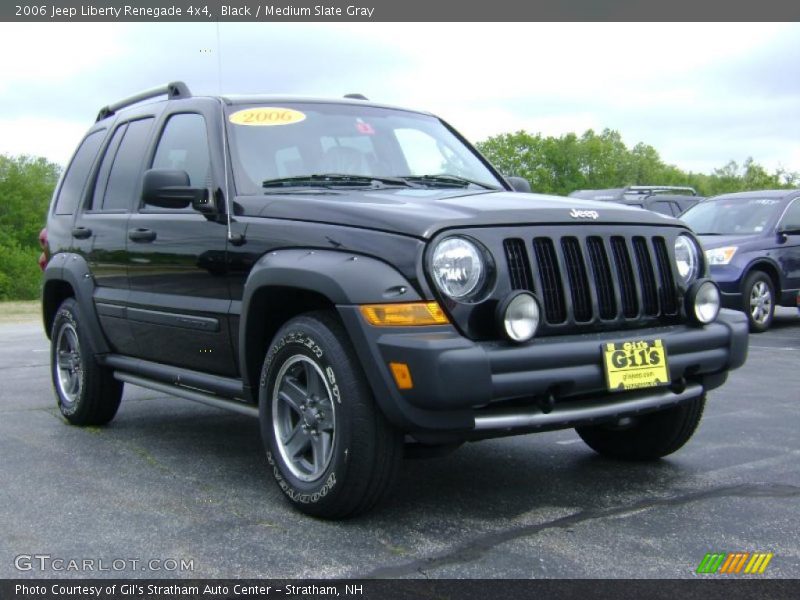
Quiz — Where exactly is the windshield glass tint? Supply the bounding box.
[681,198,782,235]
[225,103,502,194]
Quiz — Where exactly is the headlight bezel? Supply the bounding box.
[674,233,702,286]
[428,235,495,303]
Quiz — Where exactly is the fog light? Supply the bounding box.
[687,280,720,324]
[498,291,540,342]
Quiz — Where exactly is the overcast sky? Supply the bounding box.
[1,22,798,176]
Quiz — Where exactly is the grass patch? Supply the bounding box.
[0,300,40,323]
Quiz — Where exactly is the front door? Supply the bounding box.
[126,109,236,376]
[776,197,800,298]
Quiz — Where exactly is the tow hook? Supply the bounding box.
[670,377,687,394]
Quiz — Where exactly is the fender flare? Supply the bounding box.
[239,248,422,393]
[742,257,785,293]
[42,252,110,355]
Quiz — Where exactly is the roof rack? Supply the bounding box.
[343,93,368,100]
[625,185,697,196]
[96,81,191,122]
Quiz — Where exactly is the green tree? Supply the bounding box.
[477,129,799,198]
[0,154,61,300]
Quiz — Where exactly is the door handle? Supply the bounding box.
[71,226,92,239]
[128,228,156,242]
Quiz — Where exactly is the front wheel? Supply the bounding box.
[259,311,402,519]
[576,395,705,461]
[743,271,775,333]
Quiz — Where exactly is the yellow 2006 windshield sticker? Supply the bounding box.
[228,107,306,126]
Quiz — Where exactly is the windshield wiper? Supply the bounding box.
[400,174,501,190]
[262,174,416,189]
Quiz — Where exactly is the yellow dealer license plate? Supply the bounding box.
[602,339,670,392]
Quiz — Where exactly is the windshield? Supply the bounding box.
[681,197,782,235]
[225,103,504,194]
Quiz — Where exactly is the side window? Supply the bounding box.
[152,113,212,188]
[780,199,800,231]
[91,123,128,210]
[102,118,154,211]
[54,130,105,215]
[652,201,681,216]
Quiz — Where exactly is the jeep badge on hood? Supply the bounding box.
[570,208,600,219]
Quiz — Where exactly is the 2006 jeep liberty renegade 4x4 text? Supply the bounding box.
[41,82,749,518]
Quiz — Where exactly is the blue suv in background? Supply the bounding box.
[681,190,800,332]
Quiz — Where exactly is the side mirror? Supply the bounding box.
[506,176,531,193]
[142,169,206,209]
[778,225,800,236]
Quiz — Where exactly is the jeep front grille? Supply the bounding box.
[503,233,679,328]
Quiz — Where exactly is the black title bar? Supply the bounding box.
[4,0,800,22]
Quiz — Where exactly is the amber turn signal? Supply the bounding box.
[359,302,449,327]
[389,362,414,390]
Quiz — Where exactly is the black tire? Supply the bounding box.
[50,298,122,425]
[259,311,402,519]
[575,395,705,461]
[742,271,775,333]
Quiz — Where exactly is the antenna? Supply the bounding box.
[215,22,223,94]
[215,98,242,245]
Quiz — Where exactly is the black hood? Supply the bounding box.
[250,189,683,239]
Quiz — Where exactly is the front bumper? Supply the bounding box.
[709,265,744,310]
[338,307,749,436]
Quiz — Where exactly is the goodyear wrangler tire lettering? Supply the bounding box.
[258,311,402,519]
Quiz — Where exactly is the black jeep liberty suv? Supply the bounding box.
[41,82,749,518]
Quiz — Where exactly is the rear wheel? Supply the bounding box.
[742,271,775,333]
[576,395,705,461]
[259,311,402,519]
[50,298,122,425]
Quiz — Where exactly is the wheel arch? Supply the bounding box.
[743,260,782,296]
[43,279,75,339]
[41,253,110,354]
[242,286,335,404]
[238,249,422,400]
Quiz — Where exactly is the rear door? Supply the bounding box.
[126,103,236,376]
[72,116,156,355]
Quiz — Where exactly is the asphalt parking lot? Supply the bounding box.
[1,308,798,579]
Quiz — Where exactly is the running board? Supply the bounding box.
[472,383,703,431]
[114,372,259,418]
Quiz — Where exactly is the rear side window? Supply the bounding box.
[151,113,211,188]
[91,123,128,210]
[54,130,105,215]
[101,118,154,211]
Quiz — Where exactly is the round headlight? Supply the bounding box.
[431,237,486,300]
[674,235,700,285]
[687,280,720,324]
[500,292,540,342]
